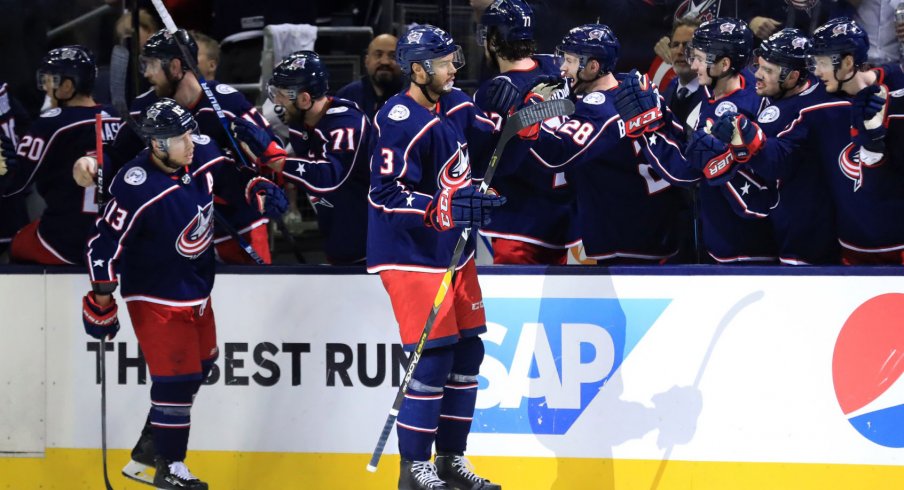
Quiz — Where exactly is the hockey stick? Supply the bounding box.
[94,113,106,210]
[366,98,575,472]
[110,45,267,265]
[149,0,307,264]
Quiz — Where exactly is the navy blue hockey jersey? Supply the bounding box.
[367,89,497,272]
[473,55,579,249]
[283,97,372,264]
[3,104,121,263]
[87,136,252,303]
[522,87,684,261]
[0,82,29,253]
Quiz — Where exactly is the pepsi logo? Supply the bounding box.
[833,294,904,447]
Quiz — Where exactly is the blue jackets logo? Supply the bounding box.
[473,297,670,435]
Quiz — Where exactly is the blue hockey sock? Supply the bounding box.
[149,380,200,462]
[436,337,484,455]
[397,346,454,461]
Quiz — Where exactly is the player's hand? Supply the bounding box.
[851,84,888,153]
[614,69,663,138]
[687,130,740,185]
[750,17,781,40]
[0,134,18,179]
[654,36,672,64]
[245,177,289,218]
[425,185,507,231]
[231,119,287,169]
[484,75,521,115]
[727,114,765,162]
[82,292,120,341]
[73,156,98,187]
[528,75,571,101]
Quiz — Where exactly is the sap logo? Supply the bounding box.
[473,297,670,435]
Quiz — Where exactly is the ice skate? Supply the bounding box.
[153,459,208,490]
[122,423,156,485]
[435,453,501,490]
[399,459,451,489]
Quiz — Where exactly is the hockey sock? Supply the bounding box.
[149,380,200,462]
[397,345,454,461]
[436,336,484,454]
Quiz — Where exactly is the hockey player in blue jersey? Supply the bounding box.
[809,17,904,264]
[81,99,286,489]
[0,46,121,265]
[0,82,30,258]
[233,50,373,264]
[368,24,504,490]
[471,0,579,264]
[516,24,685,264]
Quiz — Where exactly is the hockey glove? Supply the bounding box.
[687,129,739,186]
[527,75,571,101]
[851,84,889,154]
[484,76,521,115]
[245,177,289,219]
[726,114,765,162]
[82,292,120,341]
[424,185,507,231]
[0,134,17,178]
[231,118,287,169]
[614,69,664,138]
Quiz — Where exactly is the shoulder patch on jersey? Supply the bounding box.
[714,101,738,117]
[582,92,606,105]
[387,104,410,121]
[124,167,147,186]
[41,108,62,118]
[891,88,904,98]
[190,134,211,145]
[326,106,349,115]
[215,84,238,95]
[757,105,781,124]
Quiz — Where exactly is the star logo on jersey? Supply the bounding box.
[438,143,471,189]
[295,162,306,177]
[176,202,214,259]
[93,259,105,268]
[405,194,415,206]
[719,22,736,34]
[674,0,717,22]
[832,24,848,37]
[740,181,751,195]
[648,134,658,145]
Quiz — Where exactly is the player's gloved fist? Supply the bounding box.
[851,84,888,154]
[687,129,739,185]
[245,177,289,218]
[615,69,663,138]
[484,75,521,115]
[706,113,736,144]
[231,119,287,168]
[726,114,765,162]
[425,185,507,231]
[528,75,571,101]
[82,292,120,341]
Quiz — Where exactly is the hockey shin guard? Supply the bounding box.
[149,380,199,462]
[397,346,454,461]
[436,336,485,454]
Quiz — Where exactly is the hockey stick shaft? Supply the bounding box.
[94,114,106,210]
[366,99,574,471]
[100,338,114,490]
[150,0,305,263]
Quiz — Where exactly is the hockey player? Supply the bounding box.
[0,46,121,265]
[233,50,373,264]
[0,82,30,258]
[74,29,282,264]
[517,24,685,264]
[471,0,579,264]
[81,99,286,490]
[368,24,504,490]
[809,17,904,264]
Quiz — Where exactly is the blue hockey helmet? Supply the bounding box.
[139,98,198,143]
[753,28,811,84]
[556,24,620,75]
[809,17,869,69]
[686,17,754,72]
[478,0,534,46]
[268,51,330,101]
[142,28,199,70]
[37,45,97,94]
[396,24,465,77]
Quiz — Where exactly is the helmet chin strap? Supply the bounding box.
[833,64,857,89]
[415,74,440,105]
[152,140,182,171]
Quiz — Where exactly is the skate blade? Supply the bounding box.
[122,459,155,486]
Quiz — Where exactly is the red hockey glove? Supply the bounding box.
[82,292,120,341]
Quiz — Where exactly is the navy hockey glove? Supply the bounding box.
[726,114,765,162]
[615,70,664,138]
[245,177,289,219]
[231,118,287,168]
[0,134,17,180]
[425,185,507,231]
[707,114,736,144]
[484,76,521,115]
[851,84,888,154]
[687,129,739,186]
[82,292,120,341]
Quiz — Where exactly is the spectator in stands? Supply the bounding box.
[192,30,220,80]
[659,17,703,135]
[851,0,904,64]
[335,34,403,120]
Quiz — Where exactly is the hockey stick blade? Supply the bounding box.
[366,98,574,473]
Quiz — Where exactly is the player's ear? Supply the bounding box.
[59,78,75,96]
[411,62,426,83]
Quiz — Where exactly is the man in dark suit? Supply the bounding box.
[659,17,704,138]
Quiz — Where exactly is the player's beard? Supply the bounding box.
[429,75,454,97]
[153,77,176,98]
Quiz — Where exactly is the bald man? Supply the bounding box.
[335,34,404,119]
